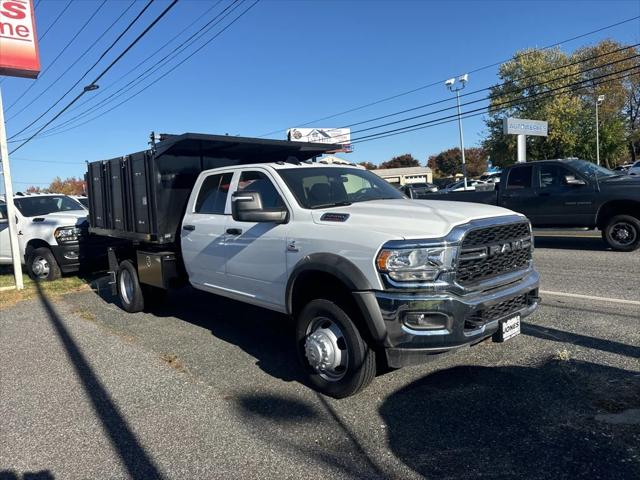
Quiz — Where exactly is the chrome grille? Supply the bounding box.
[456,221,532,286]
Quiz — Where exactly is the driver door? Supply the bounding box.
[223,169,289,311]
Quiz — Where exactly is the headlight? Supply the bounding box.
[376,245,458,282]
[54,226,82,244]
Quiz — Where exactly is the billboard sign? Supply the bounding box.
[0,0,40,78]
[503,118,548,137]
[287,128,351,152]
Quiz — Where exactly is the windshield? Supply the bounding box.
[13,196,85,217]
[565,159,615,178]
[277,167,404,209]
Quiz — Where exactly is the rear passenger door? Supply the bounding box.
[223,169,289,311]
[181,171,234,289]
[500,165,536,219]
[532,164,596,227]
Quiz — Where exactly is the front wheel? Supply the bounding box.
[27,247,61,281]
[602,215,640,252]
[295,299,376,399]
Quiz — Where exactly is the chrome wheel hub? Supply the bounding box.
[32,256,50,279]
[119,269,134,305]
[304,318,348,381]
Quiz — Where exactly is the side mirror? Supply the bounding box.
[563,175,586,186]
[231,191,287,223]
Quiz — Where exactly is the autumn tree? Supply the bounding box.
[428,147,487,177]
[358,162,378,170]
[482,41,639,167]
[379,154,420,169]
[25,185,43,193]
[47,177,86,195]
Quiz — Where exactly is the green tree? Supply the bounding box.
[428,147,487,177]
[379,154,420,169]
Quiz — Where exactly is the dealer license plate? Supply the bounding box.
[494,315,521,342]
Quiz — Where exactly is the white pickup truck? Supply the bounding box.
[88,133,540,398]
[0,194,89,280]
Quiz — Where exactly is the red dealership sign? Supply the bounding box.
[0,0,40,78]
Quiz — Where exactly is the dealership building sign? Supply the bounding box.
[0,0,40,78]
[503,117,548,163]
[287,128,352,152]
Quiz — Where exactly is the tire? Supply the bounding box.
[295,299,376,399]
[117,260,145,313]
[602,215,640,252]
[27,247,61,281]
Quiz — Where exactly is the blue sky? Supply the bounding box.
[1,0,639,190]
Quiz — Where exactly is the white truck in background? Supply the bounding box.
[0,193,89,280]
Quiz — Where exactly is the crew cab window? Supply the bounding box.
[506,166,533,190]
[237,171,284,209]
[195,173,233,214]
[539,164,574,188]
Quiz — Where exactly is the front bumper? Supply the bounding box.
[51,235,120,273]
[372,269,540,368]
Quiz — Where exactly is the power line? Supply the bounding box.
[7,0,138,122]
[5,0,107,113]
[9,0,180,155]
[343,43,640,130]
[34,0,242,136]
[11,0,261,143]
[349,66,639,145]
[8,0,156,140]
[37,0,73,43]
[257,14,640,137]
[348,54,638,137]
[353,69,640,147]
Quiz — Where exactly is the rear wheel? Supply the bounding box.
[27,247,61,281]
[603,215,640,252]
[296,299,376,399]
[117,260,144,312]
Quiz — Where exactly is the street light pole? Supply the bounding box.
[446,74,469,189]
[596,94,605,166]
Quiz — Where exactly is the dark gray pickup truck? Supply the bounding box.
[425,159,640,251]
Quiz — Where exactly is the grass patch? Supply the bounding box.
[0,268,90,309]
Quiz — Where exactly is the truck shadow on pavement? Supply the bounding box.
[379,360,640,479]
[0,472,54,480]
[34,282,165,480]
[147,287,304,384]
[533,235,609,251]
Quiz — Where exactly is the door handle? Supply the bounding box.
[226,228,243,235]
[183,225,195,231]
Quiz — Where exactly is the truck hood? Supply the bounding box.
[599,174,640,187]
[31,210,88,227]
[311,199,522,239]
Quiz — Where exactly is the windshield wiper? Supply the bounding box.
[311,201,352,209]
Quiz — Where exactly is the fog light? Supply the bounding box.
[63,251,79,260]
[403,312,448,330]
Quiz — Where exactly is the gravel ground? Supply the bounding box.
[1,234,638,479]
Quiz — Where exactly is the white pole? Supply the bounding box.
[0,86,24,290]
[595,101,600,166]
[455,90,467,189]
[517,134,526,163]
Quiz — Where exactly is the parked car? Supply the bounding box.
[0,194,88,280]
[71,195,89,209]
[398,182,438,198]
[87,133,540,398]
[441,179,488,192]
[421,159,640,251]
[628,161,640,176]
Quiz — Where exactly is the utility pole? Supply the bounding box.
[0,87,24,290]
[596,94,605,166]
[446,74,469,189]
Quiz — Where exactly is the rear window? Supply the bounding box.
[506,167,533,190]
[195,173,233,214]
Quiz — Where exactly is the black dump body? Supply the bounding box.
[86,133,338,244]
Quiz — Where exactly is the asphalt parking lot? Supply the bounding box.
[1,232,639,479]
